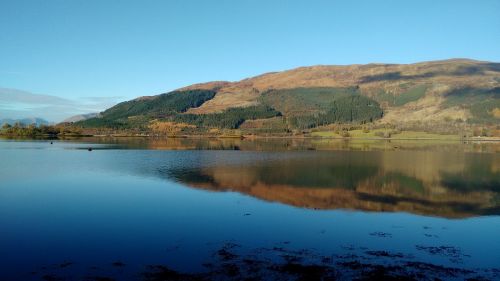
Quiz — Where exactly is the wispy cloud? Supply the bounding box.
[0,87,123,122]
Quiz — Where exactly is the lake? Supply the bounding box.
[0,138,499,280]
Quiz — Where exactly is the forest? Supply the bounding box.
[170,105,281,129]
[76,87,385,133]
[0,123,81,137]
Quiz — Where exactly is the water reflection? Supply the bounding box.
[40,135,500,153]
[2,137,498,218]
[1,139,499,280]
[165,150,500,218]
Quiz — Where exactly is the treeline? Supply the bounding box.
[102,89,217,119]
[443,87,500,124]
[0,123,81,137]
[259,86,361,117]
[170,105,281,129]
[469,99,500,124]
[74,87,384,133]
[77,89,217,128]
[75,117,132,129]
[288,96,383,129]
[375,85,428,106]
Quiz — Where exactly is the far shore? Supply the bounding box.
[38,133,500,142]
[2,130,500,142]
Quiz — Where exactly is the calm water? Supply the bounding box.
[0,138,499,280]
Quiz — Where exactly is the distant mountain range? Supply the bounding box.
[0,118,50,126]
[76,59,500,134]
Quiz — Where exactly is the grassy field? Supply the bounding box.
[311,129,461,140]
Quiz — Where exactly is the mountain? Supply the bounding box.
[77,59,500,135]
[62,113,100,123]
[0,118,50,126]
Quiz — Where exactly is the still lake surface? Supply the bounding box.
[0,138,499,280]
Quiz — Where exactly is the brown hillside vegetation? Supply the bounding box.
[75,59,499,137]
[185,59,499,124]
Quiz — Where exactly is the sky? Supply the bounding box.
[0,0,499,122]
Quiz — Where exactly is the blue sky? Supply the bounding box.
[0,0,499,121]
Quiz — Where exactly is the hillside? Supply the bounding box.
[76,59,500,136]
[63,113,100,123]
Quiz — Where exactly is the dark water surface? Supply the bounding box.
[0,138,499,280]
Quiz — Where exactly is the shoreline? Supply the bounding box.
[86,133,500,142]
[20,134,500,142]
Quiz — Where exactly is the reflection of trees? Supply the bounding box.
[66,137,500,153]
[440,154,500,192]
[78,137,499,218]
[253,155,379,189]
[168,151,500,218]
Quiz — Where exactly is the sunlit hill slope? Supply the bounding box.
[75,59,500,136]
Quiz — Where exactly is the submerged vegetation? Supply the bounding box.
[30,242,498,281]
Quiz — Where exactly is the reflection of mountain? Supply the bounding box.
[69,137,499,217]
[167,151,500,218]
